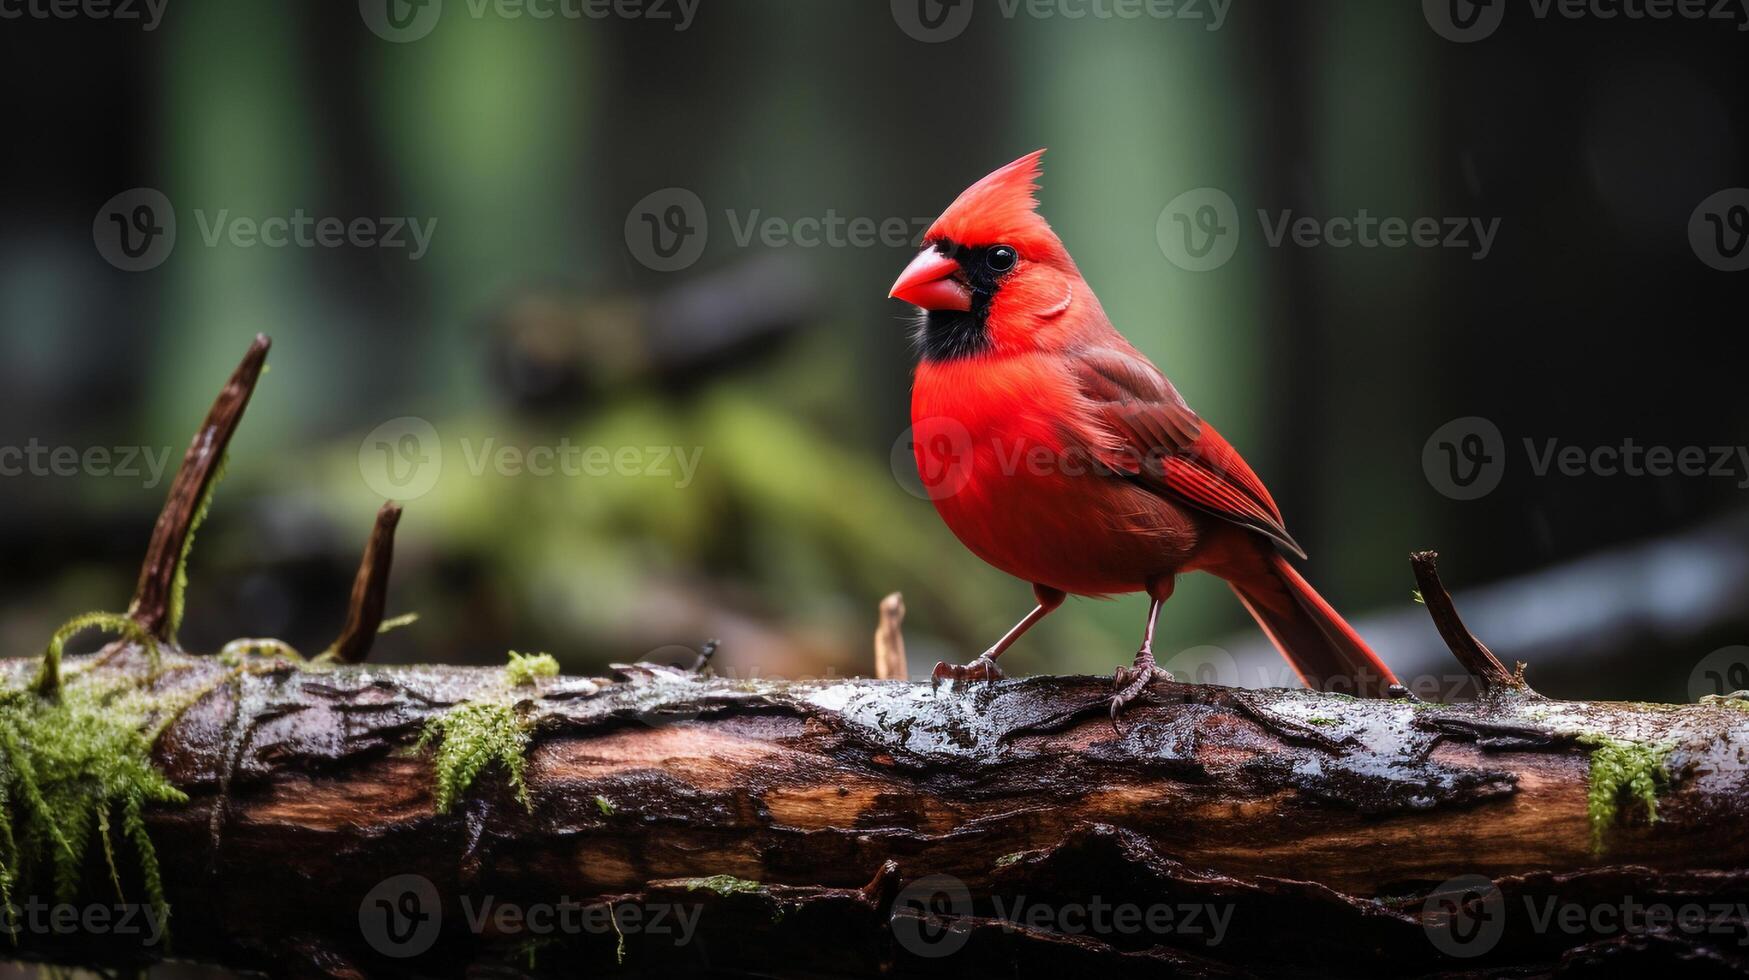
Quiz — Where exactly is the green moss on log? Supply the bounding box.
[504,651,559,687]
[1,628,187,937]
[416,701,532,814]
[413,651,578,813]
[1578,733,1673,855]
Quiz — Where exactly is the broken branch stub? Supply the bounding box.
[1411,549,1528,695]
[874,591,908,680]
[328,502,404,664]
[126,334,271,643]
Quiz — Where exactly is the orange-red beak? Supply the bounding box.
[888,248,972,312]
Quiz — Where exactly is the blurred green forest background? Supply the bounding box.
[2,0,1748,701]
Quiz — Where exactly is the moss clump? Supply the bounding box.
[0,672,186,933]
[682,874,762,896]
[504,650,559,687]
[413,649,570,813]
[1579,734,1674,854]
[416,701,532,813]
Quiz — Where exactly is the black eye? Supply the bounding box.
[985,245,1017,273]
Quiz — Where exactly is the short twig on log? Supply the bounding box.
[328,502,404,664]
[874,591,908,680]
[1411,550,1528,695]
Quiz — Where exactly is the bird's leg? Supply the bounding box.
[933,585,1065,689]
[1111,577,1176,726]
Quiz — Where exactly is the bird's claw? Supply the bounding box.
[1109,650,1172,731]
[931,653,1004,691]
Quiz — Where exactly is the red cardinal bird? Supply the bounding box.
[888,150,1399,717]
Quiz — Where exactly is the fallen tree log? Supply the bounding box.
[5,645,1749,977]
[3,337,1747,978]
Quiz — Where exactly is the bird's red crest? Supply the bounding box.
[924,150,1065,260]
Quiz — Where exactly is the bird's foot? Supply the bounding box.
[1109,649,1172,730]
[932,653,1004,691]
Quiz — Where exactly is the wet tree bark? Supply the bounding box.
[5,645,1749,978]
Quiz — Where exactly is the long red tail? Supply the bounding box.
[1229,552,1399,697]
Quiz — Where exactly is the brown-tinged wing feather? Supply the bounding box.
[1067,347,1306,558]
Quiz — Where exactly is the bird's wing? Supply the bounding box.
[1065,346,1306,558]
